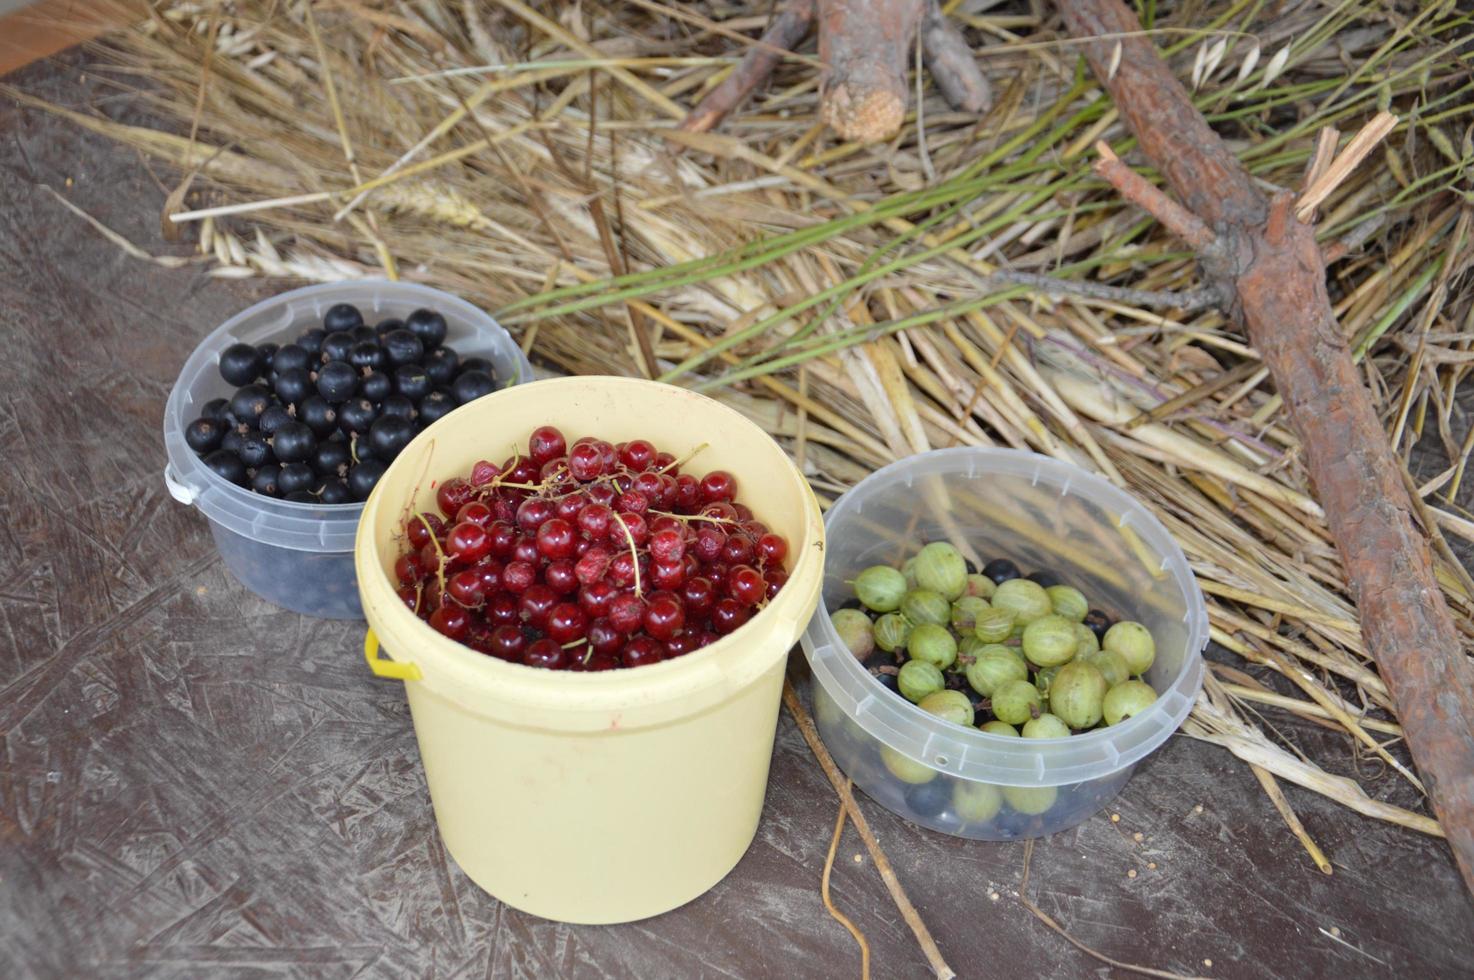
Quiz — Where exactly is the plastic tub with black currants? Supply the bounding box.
[163,280,533,619]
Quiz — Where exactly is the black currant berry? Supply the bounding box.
[379,394,416,421]
[350,325,379,346]
[271,421,317,463]
[312,439,352,477]
[284,490,318,503]
[1026,569,1062,589]
[323,302,363,333]
[278,462,317,495]
[349,341,385,372]
[316,361,359,403]
[450,369,496,405]
[348,459,388,500]
[320,480,353,504]
[458,356,494,377]
[237,432,273,469]
[417,390,455,426]
[367,415,416,461]
[983,558,1021,585]
[375,318,404,338]
[200,397,231,422]
[1083,609,1113,644]
[273,344,312,375]
[904,778,952,818]
[273,368,313,406]
[218,343,263,386]
[338,398,378,436]
[382,329,424,368]
[185,417,227,454]
[257,404,294,438]
[229,384,274,422]
[252,464,282,497]
[256,343,279,370]
[422,346,460,386]
[297,329,326,356]
[298,396,338,438]
[394,365,432,401]
[221,429,247,455]
[321,333,355,363]
[360,371,393,403]
[203,449,247,486]
[405,308,447,348]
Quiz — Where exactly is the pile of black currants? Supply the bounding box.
[183,303,502,503]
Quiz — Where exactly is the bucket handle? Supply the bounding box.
[364,629,422,682]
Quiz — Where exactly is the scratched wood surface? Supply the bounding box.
[2,53,1472,980]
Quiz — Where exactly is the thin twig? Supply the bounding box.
[820,798,871,980]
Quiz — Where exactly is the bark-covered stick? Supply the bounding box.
[680,0,816,134]
[817,0,924,142]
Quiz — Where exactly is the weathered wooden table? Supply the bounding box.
[3,53,1472,980]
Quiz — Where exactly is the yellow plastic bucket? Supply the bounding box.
[355,376,824,924]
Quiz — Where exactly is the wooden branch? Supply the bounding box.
[1059,0,1474,896]
[919,0,992,114]
[817,0,925,142]
[680,0,815,134]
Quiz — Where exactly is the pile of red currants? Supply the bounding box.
[393,426,791,670]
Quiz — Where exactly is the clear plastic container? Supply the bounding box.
[162,280,534,619]
[801,448,1207,839]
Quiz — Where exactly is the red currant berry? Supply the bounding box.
[596,441,618,472]
[616,511,648,546]
[407,513,444,548]
[585,653,619,671]
[616,489,649,515]
[535,517,577,560]
[501,560,536,594]
[619,439,657,472]
[621,636,665,668]
[520,584,558,628]
[539,457,570,484]
[522,638,566,670]
[650,515,682,536]
[764,568,788,599]
[507,455,540,484]
[528,425,567,467]
[512,535,540,565]
[721,533,755,565]
[546,602,589,644]
[419,542,442,575]
[448,569,487,607]
[396,586,420,612]
[665,632,698,657]
[579,580,619,617]
[608,551,638,588]
[586,483,618,508]
[653,450,675,470]
[693,526,726,563]
[756,532,788,566]
[703,502,739,522]
[471,459,501,486]
[632,471,663,500]
[728,565,766,607]
[657,474,679,510]
[681,576,716,617]
[446,522,492,564]
[516,497,555,533]
[395,553,426,586]
[487,521,517,558]
[455,501,493,528]
[732,503,755,522]
[488,592,520,626]
[544,559,578,594]
[430,605,469,640]
[437,478,474,517]
[576,503,613,539]
[699,470,737,503]
[488,624,525,661]
[650,560,686,591]
[609,593,645,633]
[673,474,701,511]
[475,559,504,592]
[568,442,603,482]
[575,547,613,586]
[643,594,686,640]
[649,527,685,564]
[555,492,587,522]
[588,617,621,656]
[710,598,749,635]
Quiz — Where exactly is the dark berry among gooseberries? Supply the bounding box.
[348,459,387,500]
[338,398,378,436]
[367,415,416,461]
[1083,609,1113,643]
[271,420,316,463]
[321,333,355,363]
[252,464,282,497]
[405,308,448,348]
[278,462,317,495]
[316,361,359,402]
[200,397,230,422]
[382,329,424,368]
[185,417,226,453]
[423,346,461,386]
[323,302,363,333]
[297,329,326,355]
[1026,568,1062,588]
[394,364,432,401]
[204,449,247,486]
[904,777,952,818]
[256,404,292,438]
[360,371,393,403]
[228,384,273,422]
[417,391,455,426]
[450,369,496,405]
[349,341,385,372]
[320,480,353,504]
[983,558,1021,584]
[218,342,263,386]
[272,343,312,374]
[379,394,416,421]
[237,432,272,469]
[273,368,313,406]
[298,396,338,437]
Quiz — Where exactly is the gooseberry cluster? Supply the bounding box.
[394,426,790,670]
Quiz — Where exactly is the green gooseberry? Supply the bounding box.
[1022,713,1071,739]
[907,623,958,669]
[1046,585,1089,623]
[814,686,846,730]
[1049,661,1107,729]
[991,578,1053,626]
[958,634,990,661]
[902,557,920,590]
[1034,665,1060,700]
[953,781,1003,822]
[979,720,1019,737]
[964,646,1027,697]
[919,689,975,727]
[1073,621,1101,656]
[854,565,907,613]
[1103,679,1159,725]
[950,595,991,633]
[914,541,968,600]
[874,612,912,652]
[898,659,945,703]
[1104,620,1156,675]
[991,679,1043,726]
[831,608,876,661]
[966,573,996,599]
[1083,648,1130,688]
[973,607,1015,644]
[900,589,951,627]
[1021,614,1079,668]
[1003,785,1058,815]
[880,745,937,784]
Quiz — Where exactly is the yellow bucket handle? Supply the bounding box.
[364,628,422,681]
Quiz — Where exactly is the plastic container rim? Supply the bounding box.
[803,446,1208,786]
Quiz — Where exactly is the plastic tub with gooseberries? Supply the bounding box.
[162,280,533,619]
[800,448,1208,839]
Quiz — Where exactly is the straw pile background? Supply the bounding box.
[9,0,1474,862]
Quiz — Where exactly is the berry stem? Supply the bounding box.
[610,510,643,598]
[648,508,744,527]
[417,512,448,595]
[659,441,710,474]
